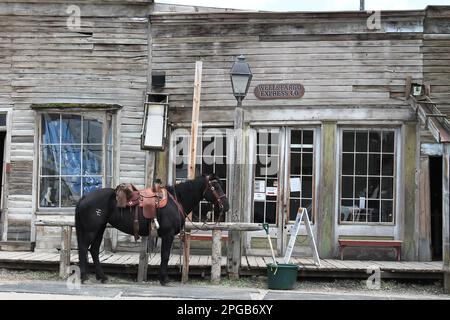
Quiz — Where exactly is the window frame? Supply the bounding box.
[169,126,232,223]
[37,110,115,212]
[337,126,399,226]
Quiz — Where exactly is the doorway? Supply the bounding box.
[0,131,5,233]
[429,156,443,260]
[246,127,319,255]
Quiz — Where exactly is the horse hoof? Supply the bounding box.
[160,280,169,286]
[96,275,108,283]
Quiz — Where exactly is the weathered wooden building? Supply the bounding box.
[0,1,449,285]
[148,6,450,266]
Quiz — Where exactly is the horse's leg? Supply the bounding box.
[78,231,97,283]
[89,225,108,283]
[78,243,89,283]
[159,232,175,286]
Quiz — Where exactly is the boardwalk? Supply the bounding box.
[0,250,444,279]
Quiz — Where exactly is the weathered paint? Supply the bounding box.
[443,144,450,293]
[402,122,419,260]
[317,121,336,258]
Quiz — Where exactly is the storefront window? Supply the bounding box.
[173,128,228,222]
[39,113,113,208]
[340,129,395,223]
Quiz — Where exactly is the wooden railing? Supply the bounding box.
[34,220,263,283]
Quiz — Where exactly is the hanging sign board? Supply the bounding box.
[254,83,305,100]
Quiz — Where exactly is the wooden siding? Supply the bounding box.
[0,1,151,241]
[150,11,423,122]
[423,7,450,117]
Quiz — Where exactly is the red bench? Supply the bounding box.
[338,239,402,261]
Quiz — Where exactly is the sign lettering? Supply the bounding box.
[254,83,305,100]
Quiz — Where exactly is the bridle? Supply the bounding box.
[203,177,227,212]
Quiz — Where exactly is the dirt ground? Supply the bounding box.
[0,268,447,298]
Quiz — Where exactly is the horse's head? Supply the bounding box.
[202,174,230,213]
[115,183,133,208]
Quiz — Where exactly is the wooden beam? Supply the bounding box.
[182,61,203,283]
[211,230,222,284]
[419,156,432,261]
[59,226,72,279]
[443,144,450,293]
[185,222,263,231]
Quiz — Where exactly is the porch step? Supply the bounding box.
[0,241,35,252]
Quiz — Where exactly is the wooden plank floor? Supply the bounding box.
[0,250,444,278]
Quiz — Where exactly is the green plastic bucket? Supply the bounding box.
[267,263,299,290]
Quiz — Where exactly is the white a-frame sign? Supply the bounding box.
[283,207,321,267]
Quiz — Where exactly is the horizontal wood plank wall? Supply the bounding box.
[150,11,423,123]
[0,2,150,243]
[423,7,450,117]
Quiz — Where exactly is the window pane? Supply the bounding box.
[42,114,60,144]
[381,177,393,199]
[355,154,367,175]
[341,200,357,222]
[381,200,394,222]
[302,153,313,175]
[382,154,394,176]
[382,131,395,153]
[41,145,60,175]
[215,161,226,179]
[342,177,353,198]
[303,130,313,145]
[61,115,82,143]
[291,130,301,145]
[369,154,381,176]
[61,145,81,175]
[265,202,276,224]
[0,113,6,127]
[202,156,214,175]
[83,118,103,144]
[342,153,354,175]
[40,177,59,207]
[290,199,300,220]
[301,199,312,214]
[290,152,301,175]
[354,177,366,198]
[355,132,368,152]
[368,177,381,199]
[367,200,380,222]
[342,131,355,152]
[253,202,264,223]
[83,145,102,175]
[83,176,102,196]
[369,131,381,152]
[61,177,81,207]
[301,176,312,198]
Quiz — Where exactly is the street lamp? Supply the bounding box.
[230,55,253,104]
[228,55,252,279]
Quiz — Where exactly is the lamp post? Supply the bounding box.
[228,55,252,279]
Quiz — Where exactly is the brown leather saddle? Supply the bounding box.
[116,183,168,241]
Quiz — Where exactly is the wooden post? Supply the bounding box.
[211,230,222,284]
[59,226,72,278]
[443,144,450,293]
[182,61,203,283]
[137,237,149,282]
[419,156,432,261]
[228,99,244,279]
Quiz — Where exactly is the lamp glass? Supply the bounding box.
[231,74,250,96]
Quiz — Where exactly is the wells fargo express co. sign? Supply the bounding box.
[254,83,305,100]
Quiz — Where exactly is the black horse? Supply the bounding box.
[75,174,229,285]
